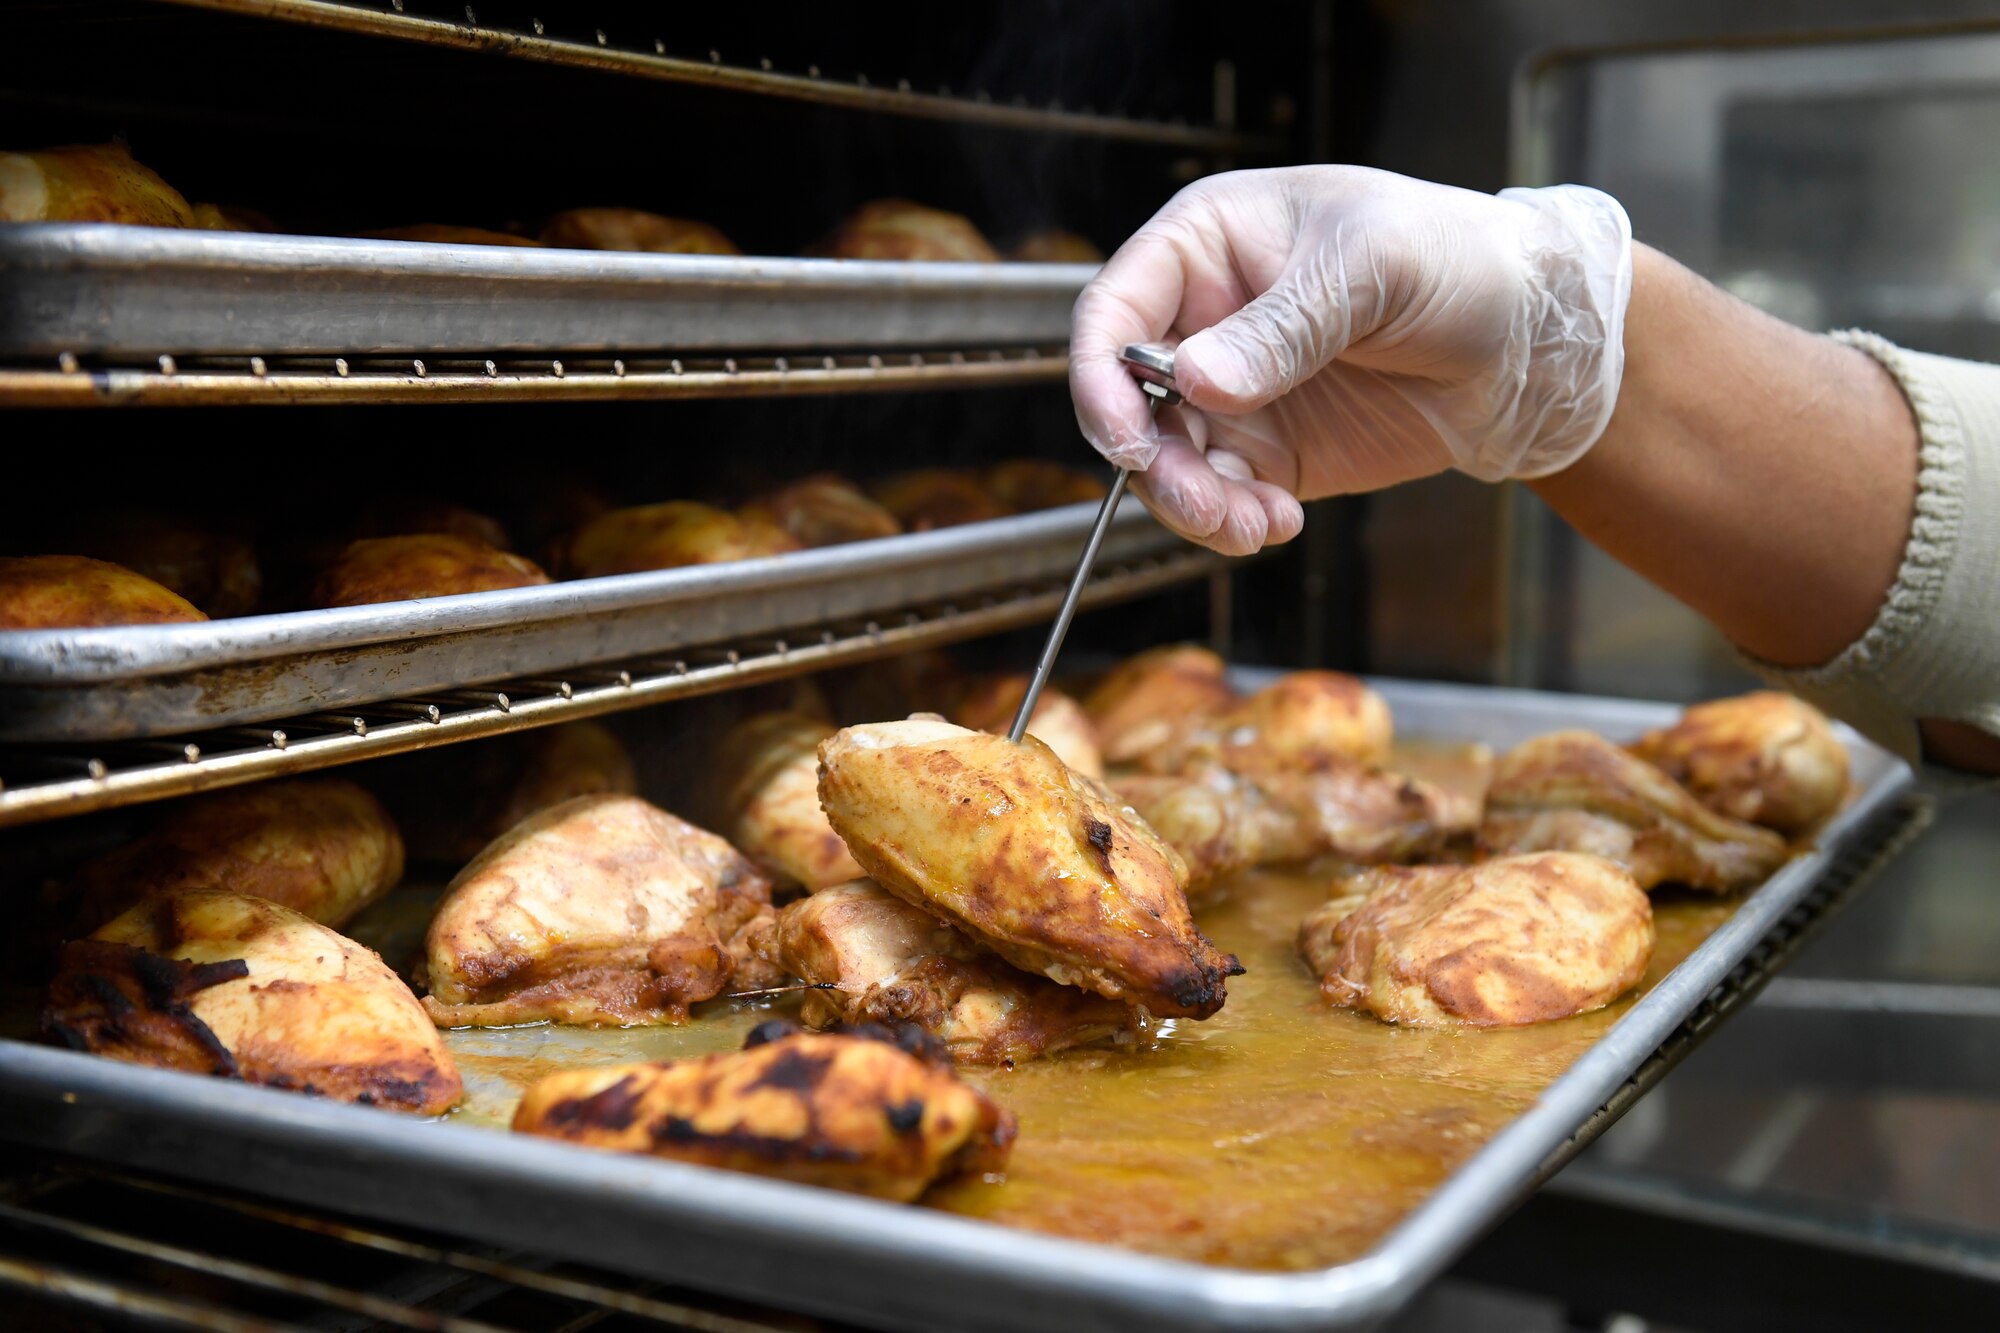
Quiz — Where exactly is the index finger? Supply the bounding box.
[1068,225,1192,470]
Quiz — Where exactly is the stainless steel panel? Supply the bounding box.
[0,682,1918,1332]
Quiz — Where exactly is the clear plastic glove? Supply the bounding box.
[1070,166,1634,555]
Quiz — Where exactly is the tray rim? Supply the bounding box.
[0,679,1917,1332]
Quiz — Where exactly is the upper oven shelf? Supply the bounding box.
[152,0,1283,154]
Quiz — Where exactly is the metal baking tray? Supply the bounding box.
[0,503,1176,742]
[0,680,1917,1332]
[0,224,1093,358]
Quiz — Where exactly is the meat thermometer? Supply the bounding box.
[1008,342,1181,742]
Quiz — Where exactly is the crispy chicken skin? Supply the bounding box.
[740,474,902,548]
[512,1023,1013,1200]
[421,794,778,1027]
[76,514,261,618]
[45,889,460,1114]
[1007,230,1105,264]
[772,880,1138,1064]
[63,777,403,934]
[950,676,1105,778]
[818,200,999,263]
[564,502,802,578]
[539,207,739,255]
[715,712,863,892]
[312,534,550,607]
[817,719,1240,1019]
[1482,731,1790,893]
[1631,692,1849,835]
[867,471,1010,531]
[1142,670,1394,774]
[0,143,195,226]
[1083,644,1241,767]
[980,460,1109,512]
[0,555,205,628]
[1298,853,1654,1027]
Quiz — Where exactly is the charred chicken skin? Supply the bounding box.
[1630,692,1848,835]
[45,889,460,1114]
[866,471,1011,532]
[312,534,550,607]
[817,200,1000,263]
[420,794,779,1027]
[949,675,1106,779]
[817,718,1240,1019]
[715,712,864,892]
[1083,644,1242,767]
[1298,852,1653,1027]
[0,555,205,628]
[1140,670,1394,774]
[539,207,739,254]
[0,142,195,226]
[564,502,802,578]
[1482,731,1789,893]
[739,474,902,548]
[772,880,1139,1064]
[513,1021,1014,1201]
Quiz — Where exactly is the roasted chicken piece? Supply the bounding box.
[1,143,195,226]
[564,502,802,578]
[363,224,542,247]
[1298,852,1653,1027]
[353,498,513,552]
[1140,670,1394,773]
[772,880,1138,1064]
[714,712,863,892]
[312,534,550,607]
[386,721,641,865]
[1482,731,1790,893]
[540,207,739,255]
[45,889,460,1114]
[740,474,902,548]
[981,459,1108,512]
[1631,692,1848,835]
[1083,644,1241,767]
[818,719,1240,1018]
[0,555,205,628]
[818,200,999,263]
[513,1021,1013,1201]
[950,676,1105,778]
[1008,229,1104,264]
[420,794,778,1027]
[61,777,404,935]
[75,513,261,618]
[191,202,278,232]
[866,470,1010,532]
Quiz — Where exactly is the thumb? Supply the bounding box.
[1174,250,1357,414]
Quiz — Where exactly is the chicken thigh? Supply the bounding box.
[950,675,1105,778]
[1083,644,1240,767]
[1630,692,1848,835]
[818,200,1000,262]
[866,471,1010,531]
[740,474,901,548]
[0,555,205,628]
[1141,670,1393,773]
[564,502,801,577]
[312,534,549,607]
[715,712,864,892]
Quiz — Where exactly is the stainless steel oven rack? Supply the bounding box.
[0,345,1066,407]
[155,0,1284,153]
[0,546,1218,827]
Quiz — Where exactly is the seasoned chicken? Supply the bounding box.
[740,474,902,548]
[980,459,1108,512]
[1114,761,1480,892]
[513,1022,1013,1201]
[388,721,640,865]
[363,224,542,246]
[950,675,1105,778]
[540,207,739,255]
[312,534,550,607]
[420,794,778,1027]
[75,514,261,618]
[1631,692,1848,835]
[866,471,1010,532]
[1299,852,1653,1027]
[1482,731,1790,893]
[0,555,205,628]
[62,777,403,935]
[1141,670,1393,773]
[564,502,802,578]
[1,143,195,226]
[772,880,1138,1064]
[1083,644,1241,766]
[1008,229,1105,264]
[45,889,460,1114]
[714,712,863,892]
[818,200,999,263]
[818,719,1240,1018]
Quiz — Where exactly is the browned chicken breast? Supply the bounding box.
[45,889,460,1114]
[312,534,550,607]
[386,721,639,865]
[0,143,195,226]
[740,474,902,548]
[714,712,863,892]
[866,471,1011,532]
[818,200,999,263]
[818,718,1240,1019]
[1142,670,1393,774]
[61,777,404,935]
[1008,230,1105,264]
[421,794,778,1027]
[950,676,1105,778]
[772,880,1138,1065]
[980,460,1109,512]
[75,514,261,619]
[540,207,739,254]
[1631,692,1849,835]
[362,224,542,246]
[1083,644,1241,767]
[0,555,205,629]
[1482,731,1789,893]
[1298,852,1654,1027]
[565,502,802,578]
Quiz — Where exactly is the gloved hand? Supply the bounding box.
[1070,166,1634,555]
